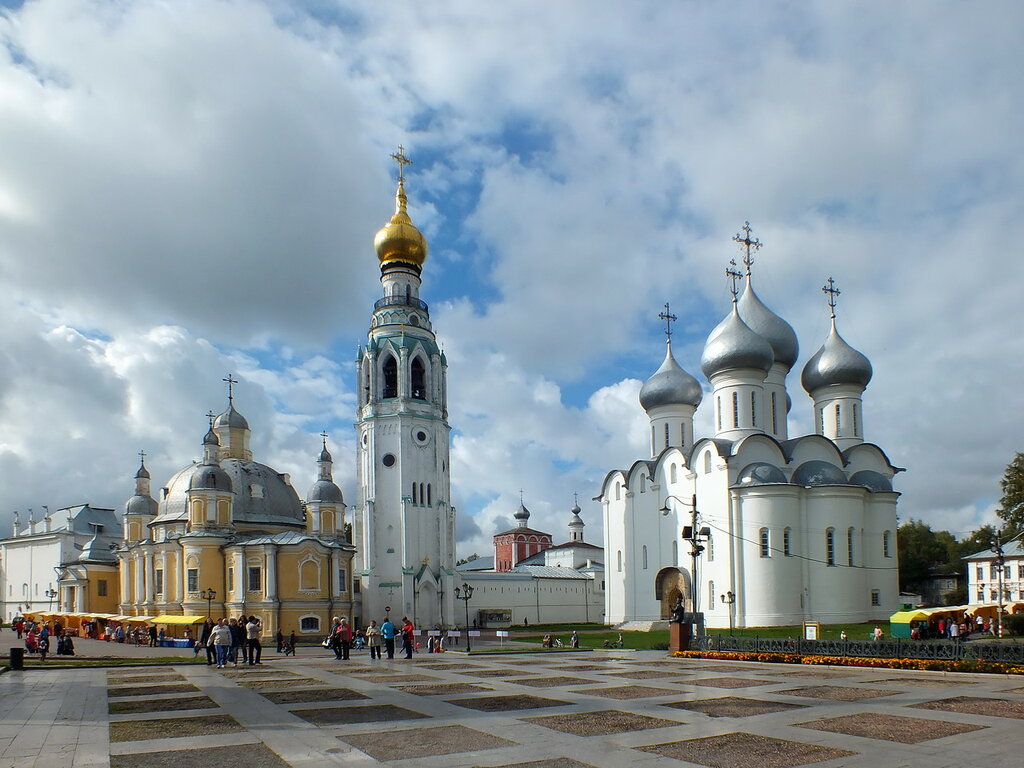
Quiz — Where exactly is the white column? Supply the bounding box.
[236,551,246,596]
[144,554,155,604]
[265,547,277,600]
[133,554,144,606]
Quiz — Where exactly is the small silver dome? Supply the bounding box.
[514,503,530,521]
[737,282,799,368]
[640,342,702,411]
[736,462,788,486]
[135,461,151,480]
[308,479,344,504]
[189,464,232,491]
[203,427,219,446]
[801,320,872,393]
[125,494,158,517]
[792,460,848,486]
[215,404,250,431]
[701,305,774,379]
[319,446,333,463]
[849,469,892,492]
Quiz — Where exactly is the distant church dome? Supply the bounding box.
[701,305,774,379]
[737,282,799,369]
[189,464,231,491]
[791,460,848,487]
[801,319,873,393]
[640,342,702,411]
[215,404,249,431]
[374,179,428,268]
[308,480,344,504]
[125,494,158,517]
[514,502,531,526]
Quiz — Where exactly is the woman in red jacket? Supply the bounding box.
[401,617,415,659]
[334,618,354,660]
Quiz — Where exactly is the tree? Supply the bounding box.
[897,519,958,592]
[997,452,1024,534]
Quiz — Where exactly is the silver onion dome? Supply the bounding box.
[791,460,848,486]
[125,494,158,517]
[308,479,344,504]
[514,502,530,523]
[189,462,232,491]
[737,282,799,368]
[801,320,873,394]
[215,404,250,431]
[701,305,774,379]
[135,461,151,480]
[639,342,702,411]
[319,446,333,462]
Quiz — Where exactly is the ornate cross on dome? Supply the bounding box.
[822,276,841,318]
[390,145,412,182]
[726,259,743,300]
[206,410,216,427]
[320,431,329,449]
[138,449,146,464]
[732,221,762,274]
[658,303,677,339]
[223,374,237,404]
[573,491,579,506]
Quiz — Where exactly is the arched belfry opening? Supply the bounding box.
[411,356,426,400]
[382,355,398,398]
[654,567,691,619]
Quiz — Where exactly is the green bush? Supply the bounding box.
[1004,613,1024,637]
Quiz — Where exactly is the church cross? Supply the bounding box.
[822,276,841,318]
[320,430,329,449]
[658,302,677,339]
[138,449,146,462]
[573,491,579,506]
[222,374,237,404]
[205,410,217,427]
[390,145,413,182]
[726,259,743,300]
[732,220,762,274]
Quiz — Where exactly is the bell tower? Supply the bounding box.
[352,147,456,629]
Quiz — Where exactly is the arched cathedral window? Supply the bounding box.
[826,528,836,566]
[852,404,859,437]
[771,392,778,433]
[835,404,842,437]
[847,526,855,566]
[751,391,757,427]
[732,391,739,428]
[411,357,427,400]
[382,356,398,398]
[642,545,648,569]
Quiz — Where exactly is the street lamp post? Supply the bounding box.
[45,588,57,613]
[720,591,736,635]
[991,533,1006,638]
[454,584,474,652]
[200,588,217,621]
[659,494,710,616]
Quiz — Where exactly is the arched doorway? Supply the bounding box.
[654,567,691,619]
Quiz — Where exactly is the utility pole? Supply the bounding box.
[991,531,1006,638]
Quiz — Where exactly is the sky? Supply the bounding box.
[0,0,1021,558]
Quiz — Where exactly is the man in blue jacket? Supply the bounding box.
[380,616,397,659]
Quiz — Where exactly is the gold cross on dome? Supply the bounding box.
[732,221,762,274]
[658,302,677,339]
[726,259,743,300]
[390,145,412,182]
[822,276,841,318]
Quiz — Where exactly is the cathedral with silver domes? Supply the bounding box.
[601,225,900,628]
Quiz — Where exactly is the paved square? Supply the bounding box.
[522,709,681,735]
[796,712,987,743]
[636,731,857,767]
[4,648,1023,767]
[340,724,514,761]
[664,695,808,718]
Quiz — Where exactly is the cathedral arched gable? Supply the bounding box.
[651,447,689,485]
[597,469,628,501]
[782,435,845,468]
[730,434,787,477]
[626,459,657,490]
[841,442,903,476]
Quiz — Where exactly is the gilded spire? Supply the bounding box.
[374,145,428,268]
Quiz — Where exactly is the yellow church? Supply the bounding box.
[117,387,355,638]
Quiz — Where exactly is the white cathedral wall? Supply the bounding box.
[803,488,869,622]
[463,575,605,625]
[0,536,66,620]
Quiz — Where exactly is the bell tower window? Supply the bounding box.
[382,356,398,398]
[411,357,426,400]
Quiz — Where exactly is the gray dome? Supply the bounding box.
[319,446,333,462]
[801,321,872,393]
[215,404,249,430]
[737,283,799,368]
[125,494,158,517]
[135,461,151,480]
[791,460,848,486]
[308,479,344,504]
[189,463,232,491]
[203,427,219,446]
[736,462,788,486]
[701,306,774,379]
[514,503,530,521]
[79,533,116,563]
[849,469,893,492]
[154,458,304,527]
[640,343,702,411]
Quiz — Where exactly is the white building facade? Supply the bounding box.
[601,230,901,628]
[0,504,120,621]
[965,540,1024,607]
[352,156,457,629]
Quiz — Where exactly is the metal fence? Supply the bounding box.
[693,634,1024,664]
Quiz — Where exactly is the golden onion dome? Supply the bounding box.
[374,179,428,267]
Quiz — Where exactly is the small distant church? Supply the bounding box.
[601,224,901,628]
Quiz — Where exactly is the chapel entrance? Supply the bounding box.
[654,567,691,619]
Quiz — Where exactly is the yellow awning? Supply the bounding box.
[149,614,206,625]
[965,603,1000,616]
[123,615,155,623]
[890,610,929,623]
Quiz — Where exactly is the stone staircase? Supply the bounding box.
[615,620,670,632]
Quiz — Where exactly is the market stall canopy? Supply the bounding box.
[890,610,930,623]
[149,615,206,625]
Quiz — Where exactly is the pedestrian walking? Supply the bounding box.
[334,618,353,660]
[210,619,232,668]
[276,629,284,654]
[401,616,415,659]
[381,616,397,659]
[571,630,579,648]
[228,618,244,666]
[365,620,382,660]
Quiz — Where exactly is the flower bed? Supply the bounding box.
[672,649,1024,675]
